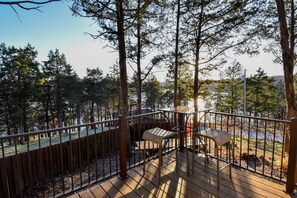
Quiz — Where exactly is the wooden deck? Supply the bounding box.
[68,151,293,198]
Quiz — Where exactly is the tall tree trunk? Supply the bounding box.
[137,0,142,116]
[116,0,128,116]
[275,0,296,152]
[193,0,204,125]
[90,80,95,125]
[174,0,181,108]
[57,76,62,128]
[136,0,143,141]
[116,0,130,167]
[4,93,12,145]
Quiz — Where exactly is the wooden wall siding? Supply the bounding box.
[0,120,172,198]
[0,128,119,198]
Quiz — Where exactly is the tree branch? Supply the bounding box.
[0,0,60,10]
[10,5,22,22]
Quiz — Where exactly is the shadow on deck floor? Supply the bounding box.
[68,151,293,198]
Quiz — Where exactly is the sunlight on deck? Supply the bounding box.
[68,152,292,198]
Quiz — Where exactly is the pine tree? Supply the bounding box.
[0,44,40,139]
[213,61,243,114]
[246,68,281,117]
[42,49,76,128]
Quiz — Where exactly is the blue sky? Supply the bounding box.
[0,1,284,79]
[0,1,118,77]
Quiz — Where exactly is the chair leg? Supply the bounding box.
[159,143,162,184]
[216,145,220,188]
[143,140,146,176]
[204,138,208,165]
[175,136,178,173]
[185,135,189,175]
[229,142,232,178]
[192,136,195,174]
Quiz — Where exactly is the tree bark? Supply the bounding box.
[137,0,142,116]
[193,0,204,125]
[275,0,296,152]
[116,0,128,116]
[174,0,181,108]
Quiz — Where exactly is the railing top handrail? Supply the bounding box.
[161,109,206,114]
[207,111,291,123]
[0,118,119,140]
[126,111,162,119]
[1,110,290,141]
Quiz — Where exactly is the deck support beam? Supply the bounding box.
[119,115,127,180]
[286,117,297,193]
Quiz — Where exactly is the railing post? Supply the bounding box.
[119,115,127,179]
[286,117,297,193]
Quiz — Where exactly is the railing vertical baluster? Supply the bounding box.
[49,132,55,197]
[115,122,119,174]
[232,116,236,164]
[220,114,223,131]
[14,136,22,197]
[37,133,45,198]
[27,134,34,192]
[69,127,74,192]
[280,123,286,180]
[102,124,106,178]
[119,115,127,179]
[204,111,208,130]
[86,126,90,184]
[240,116,243,167]
[214,113,217,129]
[263,120,267,174]
[59,129,65,195]
[247,117,251,170]
[286,117,297,193]
[109,124,112,176]
[255,119,259,171]
[271,121,277,178]
[78,127,82,187]
[132,116,136,167]
[94,127,98,181]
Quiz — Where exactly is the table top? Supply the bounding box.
[196,128,231,146]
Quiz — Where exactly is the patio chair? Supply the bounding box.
[192,128,232,188]
[142,107,193,184]
[143,127,178,184]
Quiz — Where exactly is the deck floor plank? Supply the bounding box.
[190,153,289,198]
[88,184,110,198]
[120,172,154,197]
[99,180,124,198]
[67,193,80,198]
[77,189,95,198]
[68,151,292,198]
[141,164,190,198]
[108,176,139,198]
[129,168,168,198]
[133,166,177,198]
[126,169,158,197]
[144,161,207,198]
[161,153,241,198]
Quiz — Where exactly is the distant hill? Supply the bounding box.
[272,75,284,83]
[159,75,285,92]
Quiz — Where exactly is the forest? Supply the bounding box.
[0,0,296,137]
[0,42,289,136]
